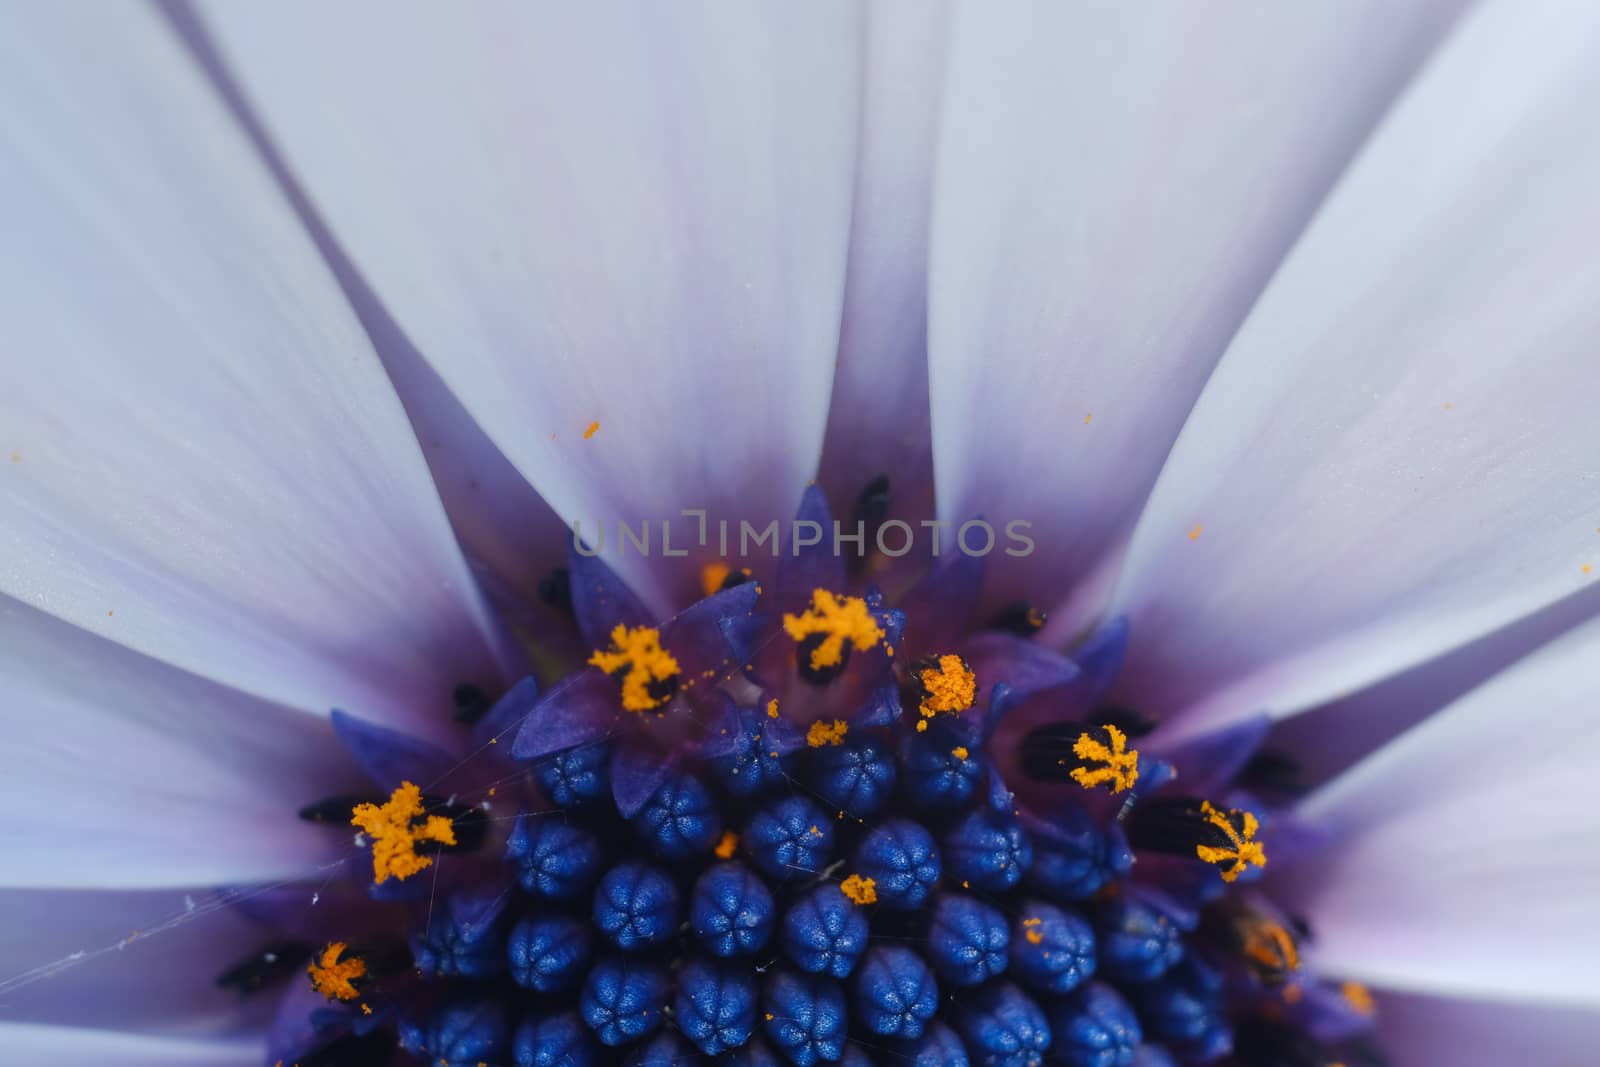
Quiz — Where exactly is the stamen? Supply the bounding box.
[848,474,892,575]
[537,566,574,617]
[806,720,850,748]
[588,624,682,712]
[839,874,877,905]
[215,940,312,996]
[348,782,457,884]
[450,681,491,725]
[307,942,366,1001]
[700,561,753,597]
[988,600,1046,636]
[1068,724,1141,794]
[1126,796,1268,882]
[297,794,377,824]
[1195,800,1268,882]
[913,654,976,723]
[782,589,885,683]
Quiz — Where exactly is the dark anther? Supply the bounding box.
[847,473,892,575]
[1236,748,1306,795]
[1288,914,1315,942]
[215,940,313,995]
[645,673,681,705]
[298,795,380,824]
[1125,796,1240,857]
[1199,903,1302,987]
[425,798,489,853]
[538,567,574,617]
[718,567,754,592]
[451,682,492,725]
[300,1029,395,1067]
[1234,1019,1368,1067]
[797,632,851,686]
[1088,706,1157,739]
[987,600,1046,636]
[1018,722,1087,783]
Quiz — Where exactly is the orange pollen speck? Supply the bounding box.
[807,719,850,748]
[766,699,780,720]
[1022,917,1043,945]
[951,746,970,759]
[714,831,739,859]
[588,624,681,712]
[918,654,976,718]
[1188,524,1204,541]
[308,942,366,1001]
[349,782,456,885]
[1341,982,1376,1015]
[840,874,877,905]
[583,420,600,439]
[782,589,885,672]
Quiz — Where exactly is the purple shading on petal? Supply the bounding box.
[511,671,619,761]
[963,632,1080,707]
[697,691,804,761]
[330,709,457,792]
[897,551,984,660]
[611,741,672,819]
[1147,714,1272,798]
[473,676,539,748]
[662,582,763,683]
[776,486,846,612]
[567,541,655,652]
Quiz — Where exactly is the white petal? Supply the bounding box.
[0,1025,258,1067]
[199,0,863,611]
[0,6,508,738]
[1272,581,1600,788]
[0,887,272,1032]
[0,597,350,889]
[818,0,949,519]
[1279,612,1600,1004]
[1375,990,1600,1067]
[1110,1,1600,728]
[927,0,1465,619]
[171,7,573,611]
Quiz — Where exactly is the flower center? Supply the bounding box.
[587,624,681,712]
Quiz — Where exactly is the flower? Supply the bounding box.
[2,3,1599,1067]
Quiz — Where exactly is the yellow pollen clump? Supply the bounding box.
[840,874,877,905]
[951,746,970,759]
[349,782,456,885]
[807,719,850,748]
[1195,801,1267,882]
[583,420,600,439]
[766,699,780,719]
[308,942,366,1001]
[1341,982,1376,1015]
[1022,917,1043,945]
[1068,724,1140,794]
[588,625,681,712]
[783,589,885,672]
[714,831,739,859]
[918,654,976,718]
